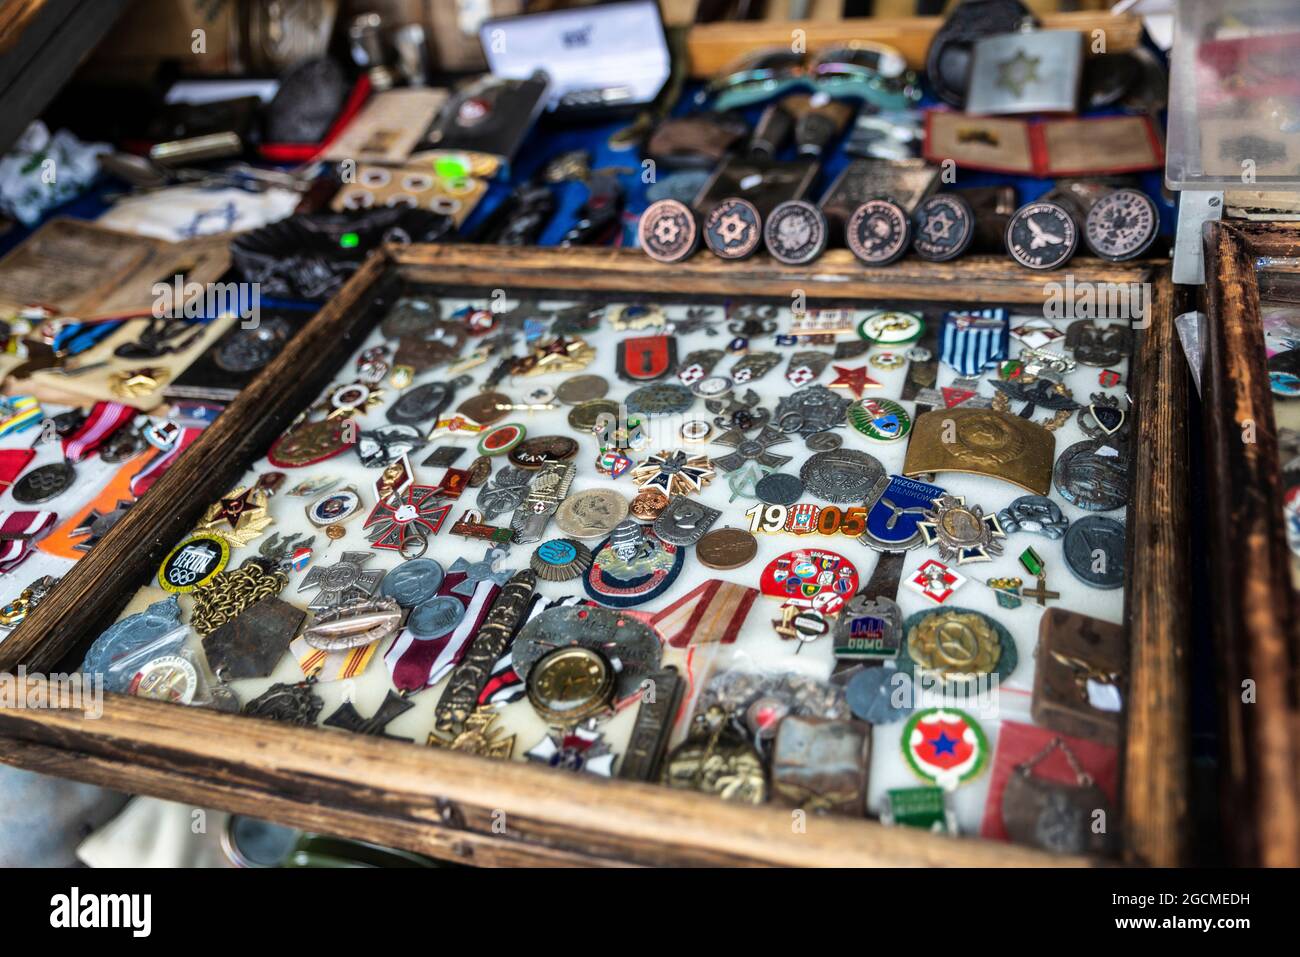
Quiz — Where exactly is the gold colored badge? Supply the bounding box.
[907,610,1002,684]
[903,408,1054,494]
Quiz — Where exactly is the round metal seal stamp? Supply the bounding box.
[857,310,924,346]
[846,198,911,266]
[703,197,762,260]
[530,538,594,582]
[1063,515,1125,589]
[1084,188,1158,262]
[911,193,975,262]
[763,200,827,265]
[379,558,445,607]
[12,461,76,504]
[847,397,912,442]
[1005,200,1078,271]
[639,199,699,264]
[157,535,230,593]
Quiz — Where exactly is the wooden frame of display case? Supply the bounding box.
[0,246,1188,867]
[1201,221,1300,868]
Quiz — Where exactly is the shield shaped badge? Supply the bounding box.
[861,474,945,551]
[616,336,676,382]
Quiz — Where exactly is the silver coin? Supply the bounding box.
[12,461,76,504]
[1053,439,1129,511]
[408,596,465,638]
[805,431,843,451]
[755,472,804,506]
[1063,515,1125,589]
[800,449,885,504]
[379,558,445,607]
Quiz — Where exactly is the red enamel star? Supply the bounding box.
[828,365,881,398]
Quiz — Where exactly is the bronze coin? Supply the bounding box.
[639,199,699,264]
[568,398,620,433]
[556,374,609,405]
[629,488,670,521]
[457,390,511,425]
[696,527,759,570]
[465,455,492,488]
[508,436,579,470]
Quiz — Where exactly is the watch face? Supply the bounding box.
[763,200,827,265]
[1084,188,1158,262]
[639,199,699,264]
[527,646,614,723]
[703,197,763,260]
[911,194,975,262]
[1005,201,1078,270]
[846,199,911,266]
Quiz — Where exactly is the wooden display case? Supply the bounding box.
[0,245,1189,867]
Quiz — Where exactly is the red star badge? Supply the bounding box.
[828,365,881,398]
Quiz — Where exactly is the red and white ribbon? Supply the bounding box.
[129,425,205,498]
[62,402,137,463]
[0,509,58,573]
[384,572,500,693]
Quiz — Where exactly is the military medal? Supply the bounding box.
[297,550,385,611]
[302,597,403,652]
[526,724,616,776]
[903,607,1015,686]
[939,308,1008,376]
[322,690,414,740]
[1064,319,1131,367]
[774,385,851,436]
[530,539,593,581]
[711,424,792,473]
[902,708,989,790]
[1053,439,1129,511]
[11,462,76,504]
[917,494,1006,564]
[268,416,356,468]
[584,520,685,608]
[157,535,229,593]
[82,597,183,692]
[1063,515,1125,589]
[509,460,576,544]
[695,527,758,570]
[1017,546,1060,606]
[364,485,452,550]
[631,450,715,497]
[242,680,324,726]
[861,475,944,551]
[989,374,1080,430]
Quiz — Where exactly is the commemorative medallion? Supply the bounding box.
[158,535,229,594]
[387,381,453,424]
[652,496,721,546]
[1063,515,1126,589]
[703,197,762,260]
[846,198,911,266]
[800,449,885,504]
[857,310,924,346]
[379,558,445,607]
[555,374,609,405]
[584,521,684,608]
[12,462,76,504]
[755,472,804,506]
[625,383,695,416]
[1084,188,1158,262]
[555,488,629,539]
[508,435,578,470]
[695,527,758,569]
[763,200,828,265]
[1053,439,1129,511]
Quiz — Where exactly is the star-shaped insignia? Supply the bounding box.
[298,551,385,611]
[923,210,955,242]
[716,213,750,246]
[828,365,882,399]
[996,49,1042,97]
[196,485,273,547]
[631,450,715,497]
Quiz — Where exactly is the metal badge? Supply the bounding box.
[297,550,385,611]
[555,374,609,405]
[203,597,306,680]
[848,397,912,442]
[728,351,781,384]
[427,707,516,758]
[1064,319,1131,367]
[901,707,989,790]
[619,667,685,783]
[242,680,324,727]
[306,486,362,527]
[755,472,803,506]
[526,724,616,777]
[1053,439,1130,511]
[903,558,968,604]
[917,494,1006,564]
[653,496,721,547]
[711,424,792,473]
[774,384,851,436]
[387,381,453,424]
[1079,393,1127,438]
[904,608,1009,687]
[1005,201,1078,271]
[966,30,1082,115]
[662,706,766,804]
[408,595,466,638]
[764,200,828,265]
[1084,188,1158,262]
[631,450,715,497]
[989,374,1080,430]
[157,535,229,593]
[476,465,531,521]
[625,383,695,415]
[435,569,537,734]
[903,408,1055,495]
[268,416,355,468]
[129,654,198,704]
[554,488,629,540]
[356,425,424,469]
[512,336,596,377]
[12,461,76,504]
[677,349,725,385]
[1063,515,1126,589]
[616,335,677,382]
[997,495,1069,539]
[846,198,911,266]
[785,350,832,388]
[82,597,183,691]
[835,591,904,661]
[530,539,593,581]
[584,521,685,609]
[379,557,445,607]
[508,435,578,470]
[302,596,403,651]
[364,485,452,550]
[861,474,945,551]
[509,460,576,544]
[639,199,699,264]
[707,389,769,432]
[800,449,885,504]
